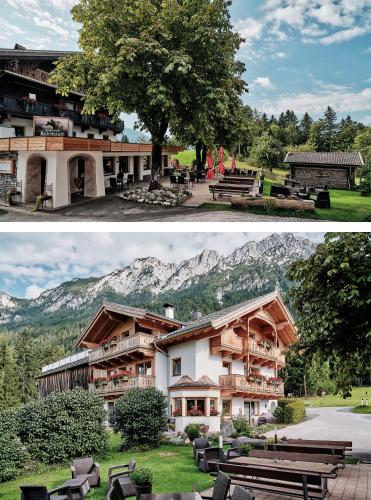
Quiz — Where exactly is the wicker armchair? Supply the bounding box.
[71,457,100,487]
[20,484,72,500]
[107,478,125,500]
[231,486,255,500]
[192,438,211,462]
[199,447,224,473]
[108,458,136,497]
[200,471,230,500]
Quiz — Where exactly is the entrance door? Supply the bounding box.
[134,157,140,181]
[244,401,258,422]
[40,159,47,194]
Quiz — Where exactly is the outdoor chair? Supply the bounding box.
[196,170,206,182]
[20,484,72,500]
[199,447,224,473]
[314,190,331,208]
[109,177,119,193]
[226,437,252,461]
[177,176,189,188]
[107,478,125,500]
[170,175,178,187]
[230,486,255,500]
[108,458,136,497]
[200,470,231,500]
[127,174,134,188]
[189,171,196,187]
[192,437,211,462]
[71,457,100,487]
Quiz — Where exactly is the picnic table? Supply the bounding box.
[229,456,336,477]
[142,494,202,500]
[268,443,346,467]
[287,439,352,449]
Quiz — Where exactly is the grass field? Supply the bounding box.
[302,386,371,408]
[172,151,371,221]
[353,405,371,414]
[0,434,213,500]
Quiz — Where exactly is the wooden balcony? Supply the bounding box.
[219,374,284,398]
[210,331,243,356]
[247,339,286,367]
[89,375,155,397]
[89,333,155,368]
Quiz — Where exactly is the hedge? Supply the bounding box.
[113,387,167,449]
[16,388,108,463]
[274,398,306,424]
[0,410,29,482]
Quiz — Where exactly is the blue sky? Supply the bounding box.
[0,0,370,125]
[0,233,324,299]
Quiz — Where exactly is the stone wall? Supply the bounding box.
[0,152,18,201]
[291,164,353,189]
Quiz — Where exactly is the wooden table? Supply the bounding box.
[229,456,336,477]
[141,494,202,500]
[63,477,90,499]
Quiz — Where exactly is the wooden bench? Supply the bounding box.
[222,176,256,184]
[249,450,339,468]
[218,462,328,500]
[268,444,346,465]
[209,183,253,200]
[287,439,352,450]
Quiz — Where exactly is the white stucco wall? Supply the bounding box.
[231,397,245,416]
[232,359,245,375]
[155,351,169,397]
[175,416,220,432]
[194,338,221,382]
[168,342,196,385]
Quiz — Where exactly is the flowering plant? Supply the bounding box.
[21,96,37,104]
[110,371,132,383]
[267,376,282,384]
[189,406,204,416]
[210,408,219,416]
[173,408,182,417]
[91,376,107,387]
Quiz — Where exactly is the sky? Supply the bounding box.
[0,0,370,126]
[0,232,324,299]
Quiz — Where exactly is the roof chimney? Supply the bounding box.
[14,44,27,50]
[163,303,175,320]
[191,308,203,321]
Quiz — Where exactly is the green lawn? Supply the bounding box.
[353,405,371,414]
[302,386,371,408]
[0,434,213,500]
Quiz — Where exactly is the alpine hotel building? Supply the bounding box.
[38,291,297,431]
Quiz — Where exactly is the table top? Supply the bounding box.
[229,456,336,475]
[141,494,202,500]
[64,478,88,486]
[272,442,346,450]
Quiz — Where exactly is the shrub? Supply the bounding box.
[0,410,29,482]
[184,423,200,441]
[16,388,108,463]
[238,443,252,456]
[131,466,154,486]
[232,415,251,436]
[274,398,306,424]
[113,387,167,449]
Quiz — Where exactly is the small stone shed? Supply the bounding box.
[284,152,364,189]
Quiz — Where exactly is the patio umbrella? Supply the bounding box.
[231,155,236,173]
[207,167,215,180]
[218,146,225,175]
[207,150,213,169]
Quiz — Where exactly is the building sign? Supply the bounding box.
[0,159,15,175]
[33,116,73,137]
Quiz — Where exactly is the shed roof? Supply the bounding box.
[284,152,364,166]
[0,47,78,61]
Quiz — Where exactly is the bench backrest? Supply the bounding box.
[219,179,254,186]
[219,463,322,487]
[287,439,351,448]
[268,444,345,457]
[250,449,338,465]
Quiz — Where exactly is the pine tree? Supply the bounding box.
[13,331,40,404]
[299,112,313,144]
[0,336,19,410]
[322,106,338,151]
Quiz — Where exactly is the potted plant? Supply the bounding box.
[131,466,153,500]
[238,443,252,456]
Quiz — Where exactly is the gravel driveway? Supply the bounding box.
[264,407,371,457]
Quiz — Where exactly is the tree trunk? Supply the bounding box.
[150,142,163,190]
[201,144,207,168]
[195,142,202,172]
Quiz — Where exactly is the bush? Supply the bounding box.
[238,443,252,456]
[131,466,154,486]
[184,424,200,441]
[0,410,29,482]
[16,388,108,463]
[232,415,251,436]
[274,398,306,424]
[113,387,167,449]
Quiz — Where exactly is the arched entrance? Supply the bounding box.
[25,155,47,203]
[68,154,97,203]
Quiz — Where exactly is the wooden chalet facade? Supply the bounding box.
[283,152,364,189]
[39,291,297,430]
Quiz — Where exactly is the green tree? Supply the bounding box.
[0,336,18,410]
[299,112,313,144]
[13,331,40,404]
[354,128,371,158]
[359,155,371,196]
[322,106,338,151]
[113,387,167,449]
[286,233,371,397]
[51,0,244,188]
[308,120,326,151]
[249,132,283,171]
[337,116,364,151]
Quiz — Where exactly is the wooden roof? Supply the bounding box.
[284,152,364,166]
[0,137,182,154]
[0,47,78,61]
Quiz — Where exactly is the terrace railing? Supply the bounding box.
[89,333,155,363]
[90,375,155,395]
[248,339,286,364]
[219,374,284,396]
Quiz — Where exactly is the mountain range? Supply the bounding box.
[0,234,317,346]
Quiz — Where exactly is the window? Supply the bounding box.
[172,358,181,376]
[173,398,182,416]
[222,400,231,416]
[87,133,94,139]
[137,361,152,375]
[13,126,25,137]
[103,135,109,140]
[210,399,219,416]
[186,398,205,416]
[222,361,231,375]
[103,157,115,175]
[121,330,130,339]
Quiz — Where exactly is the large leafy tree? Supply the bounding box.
[51,0,244,188]
[286,233,371,397]
[249,131,283,171]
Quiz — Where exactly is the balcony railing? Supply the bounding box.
[0,96,124,132]
[90,375,155,395]
[219,374,284,396]
[89,333,155,363]
[248,339,285,364]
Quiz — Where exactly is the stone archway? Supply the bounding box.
[25,155,47,203]
[68,154,97,202]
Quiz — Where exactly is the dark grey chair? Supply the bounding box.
[71,457,100,487]
[200,470,231,500]
[226,437,265,461]
[107,478,125,500]
[199,447,224,473]
[192,437,211,462]
[231,486,255,500]
[108,458,136,497]
[20,485,72,500]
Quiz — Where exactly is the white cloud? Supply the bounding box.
[252,77,275,89]
[320,26,368,45]
[234,18,264,46]
[275,51,287,58]
[25,284,47,299]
